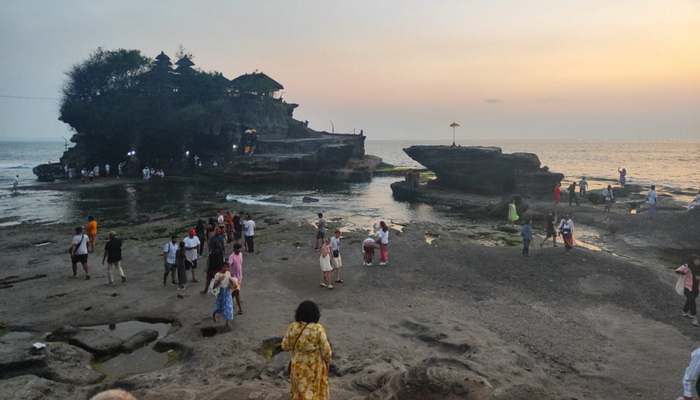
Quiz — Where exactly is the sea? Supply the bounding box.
[0,139,698,228]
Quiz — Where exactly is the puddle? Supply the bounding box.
[425,232,440,245]
[87,320,178,377]
[1,331,35,341]
[261,337,284,360]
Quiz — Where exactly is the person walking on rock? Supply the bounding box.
[603,185,614,212]
[202,239,224,294]
[330,229,343,283]
[647,185,658,219]
[319,238,334,289]
[558,213,575,253]
[520,219,533,256]
[579,177,588,196]
[184,229,201,283]
[568,182,579,206]
[281,300,332,400]
[102,231,125,284]
[362,237,375,266]
[163,235,179,286]
[376,221,390,266]
[210,262,238,329]
[676,254,700,327]
[243,214,256,254]
[314,213,326,250]
[70,227,90,279]
[85,216,98,253]
[228,243,244,314]
[540,211,558,248]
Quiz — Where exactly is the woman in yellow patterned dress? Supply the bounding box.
[281,300,332,400]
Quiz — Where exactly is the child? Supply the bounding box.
[210,262,239,328]
[521,219,533,256]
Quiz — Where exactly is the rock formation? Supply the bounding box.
[401,145,563,198]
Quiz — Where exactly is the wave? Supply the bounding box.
[225,194,294,208]
[0,163,38,169]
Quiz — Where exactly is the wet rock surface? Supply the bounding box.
[69,329,124,356]
[121,329,159,353]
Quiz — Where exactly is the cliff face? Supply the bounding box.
[402,145,563,198]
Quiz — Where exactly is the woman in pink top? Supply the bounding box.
[676,254,700,326]
[228,243,244,314]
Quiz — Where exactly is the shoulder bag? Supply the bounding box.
[286,323,308,375]
[69,235,85,255]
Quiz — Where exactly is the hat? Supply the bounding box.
[251,129,257,133]
[245,129,252,134]
[189,229,196,235]
[215,227,222,233]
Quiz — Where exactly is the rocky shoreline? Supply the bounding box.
[1,177,699,400]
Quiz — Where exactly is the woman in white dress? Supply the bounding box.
[319,238,334,290]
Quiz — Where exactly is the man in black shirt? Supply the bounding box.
[102,231,126,284]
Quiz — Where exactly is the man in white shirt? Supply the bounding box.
[647,185,658,219]
[162,235,179,286]
[330,229,343,282]
[183,229,200,283]
[243,215,256,254]
[70,227,90,279]
[12,175,19,193]
[679,347,700,400]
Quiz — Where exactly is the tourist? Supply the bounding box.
[183,229,201,283]
[210,262,238,329]
[70,227,90,279]
[647,185,658,219]
[163,235,179,286]
[228,243,244,314]
[233,211,244,245]
[93,165,100,178]
[250,129,258,154]
[281,300,332,400]
[618,167,627,187]
[507,199,519,226]
[376,221,390,266]
[319,237,334,289]
[216,210,225,228]
[520,219,532,257]
[104,164,110,177]
[676,254,700,327]
[85,216,98,253]
[688,190,700,212]
[540,211,558,248]
[568,182,579,206]
[330,229,343,283]
[175,241,187,291]
[579,177,588,196]
[102,231,125,284]
[314,212,326,250]
[89,389,137,400]
[554,182,561,205]
[603,185,614,212]
[244,214,256,254]
[678,347,700,400]
[206,215,217,248]
[225,211,234,243]
[362,237,375,266]
[12,175,19,193]
[195,219,206,256]
[210,227,225,255]
[202,238,225,294]
[242,129,252,154]
[558,213,575,253]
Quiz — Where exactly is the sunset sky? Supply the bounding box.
[1,0,698,141]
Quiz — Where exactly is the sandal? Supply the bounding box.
[328,286,334,290]
[320,283,327,287]
[335,280,344,283]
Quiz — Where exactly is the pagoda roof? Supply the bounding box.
[175,56,195,67]
[230,72,284,91]
[155,51,171,62]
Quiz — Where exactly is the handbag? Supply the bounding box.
[676,274,686,296]
[332,250,339,258]
[287,323,308,375]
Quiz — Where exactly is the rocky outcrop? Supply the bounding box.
[402,146,563,198]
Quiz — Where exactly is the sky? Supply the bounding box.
[1,0,699,141]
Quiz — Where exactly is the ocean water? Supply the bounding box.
[0,139,697,227]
